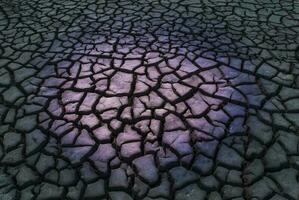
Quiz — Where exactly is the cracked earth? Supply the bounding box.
[0,0,299,199]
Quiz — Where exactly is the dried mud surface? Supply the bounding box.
[0,0,299,199]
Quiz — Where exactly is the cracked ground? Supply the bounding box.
[0,0,299,199]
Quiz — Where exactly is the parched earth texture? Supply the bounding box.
[0,0,299,199]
